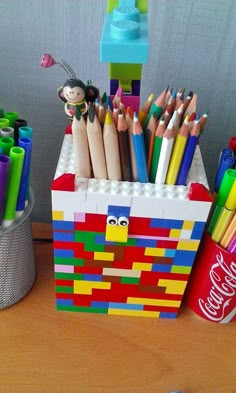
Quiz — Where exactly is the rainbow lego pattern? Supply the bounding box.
[53,211,205,318]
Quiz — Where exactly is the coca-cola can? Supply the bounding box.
[185,231,236,323]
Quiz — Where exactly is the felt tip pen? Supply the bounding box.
[0,154,10,224]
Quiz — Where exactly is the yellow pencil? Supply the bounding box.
[165,115,189,185]
[212,180,236,243]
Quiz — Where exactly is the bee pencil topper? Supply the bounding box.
[40,54,99,119]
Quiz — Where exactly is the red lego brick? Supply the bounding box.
[55,279,74,287]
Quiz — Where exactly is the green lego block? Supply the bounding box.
[107,0,148,13]
[119,80,132,93]
[109,63,143,80]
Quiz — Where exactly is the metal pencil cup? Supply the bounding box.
[0,188,36,309]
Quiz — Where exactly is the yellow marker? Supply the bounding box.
[212,180,236,243]
[166,115,190,184]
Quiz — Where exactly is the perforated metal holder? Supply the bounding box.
[0,188,36,309]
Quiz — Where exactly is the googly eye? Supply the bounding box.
[118,216,129,227]
[106,215,118,226]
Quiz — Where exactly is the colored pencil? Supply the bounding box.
[117,110,132,181]
[87,104,108,180]
[138,93,154,126]
[112,102,119,126]
[132,112,148,183]
[155,116,175,184]
[143,87,167,130]
[166,115,189,184]
[103,110,122,181]
[149,116,165,183]
[184,93,197,118]
[126,106,138,181]
[112,86,122,108]
[98,103,106,126]
[176,116,200,185]
[71,107,91,178]
[144,112,158,162]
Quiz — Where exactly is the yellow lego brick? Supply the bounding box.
[74,280,111,295]
[177,240,200,251]
[103,267,141,277]
[182,220,194,230]
[108,309,159,318]
[132,262,152,271]
[94,251,114,261]
[105,225,128,243]
[171,265,192,274]
[158,279,188,295]
[52,210,64,220]
[145,248,165,257]
[169,229,181,238]
[127,297,181,307]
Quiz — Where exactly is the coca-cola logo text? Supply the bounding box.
[198,251,236,322]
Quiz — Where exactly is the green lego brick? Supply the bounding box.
[74,230,105,252]
[115,238,137,246]
[121,277,140,284]
[171,266,192,274]
[107,0,148,13]
[57,305,108,314]
[55,286,74,294]
[55,272,83,280]
[119,80,132,93]
[54,256,84,266]
[109,63,142,80]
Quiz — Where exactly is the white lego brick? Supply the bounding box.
[54,135,75,179]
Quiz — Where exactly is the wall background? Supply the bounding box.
[0,0,235,223]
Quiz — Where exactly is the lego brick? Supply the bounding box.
[109,63,142,80]
[107,0,148,14]
[100,13,148,64]
[110,79,141,95]
[112,94,140,112]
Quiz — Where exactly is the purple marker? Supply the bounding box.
[0,154,10,223]
[227,236,236,255]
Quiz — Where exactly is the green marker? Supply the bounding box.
[2,146,25,228]
[0,136,15,156]
[0,118,9,128]
[4,111,18,127]
[208,168,236,234]
[0,107,5,118]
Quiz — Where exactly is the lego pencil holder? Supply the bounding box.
[0,188,36,309]
[184,232,236,323]
[51,135,213,319]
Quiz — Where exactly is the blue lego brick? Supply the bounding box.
[108,205,131,217]
[150,218,184,229]
[164,249,176,258]
[173,250,196,266]
[53,220,74,231]
[53,231,74,242]
[152,264,172,273]
[54,249,74,258]
[100,13,148,64]
[159,312,178,319]
[136,238,157,247]
[83,274,103,282]
[191,221,206,239]
[109,302,144,310]
[56,299,73,306]
[91,301,109,308]
[95,234,116,245]
[110,79,119,95]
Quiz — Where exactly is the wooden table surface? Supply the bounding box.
[0,223,235,393]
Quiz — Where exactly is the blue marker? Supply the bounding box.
[15,137,32,217]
